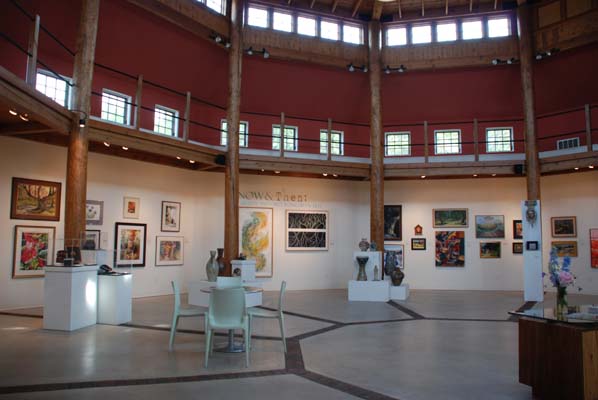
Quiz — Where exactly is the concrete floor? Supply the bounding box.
[0,289,596,399]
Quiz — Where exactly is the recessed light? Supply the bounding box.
[589,165,595,169]
[103,142,110,147]
[176,156,181,160]
[189,160,195,164]
[323,173,328,177]
[9,109,17,116]
[333,174,338,177]
[473,174,478,177]
[274,171,280,174]
[421,175,426,179]
[122,146,128,150]
[19,113,29,122]
[492,174,497,177]
[260,169,265,172]
[574,167,579,170]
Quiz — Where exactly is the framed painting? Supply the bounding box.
[13,225,55,278]
[435,231,465,267]
[11,177,61,221]
[551,241,578,257]
[590,229,598,269]
[411,238,426,250]
[239,207,273,278]
[86,200,103,225]
[480,242,501,259]
[114,222,147,267]
[155,236,184,266]
[433,209,468,228]
[123,196,140,219]
[475,215,505,238]
[83,230,101,250]
[286,210,328,251]
[161,201,181,232]
[512,242,523,254]
[384,244,404,270]
[384,205,402,242]
[551,216,576,237]
[513,220,523,240]
[526,241,539,251]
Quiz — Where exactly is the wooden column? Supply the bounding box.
[183,91,191,142]
[517,1,541,200]
[64,0,100,246]
[134,75,143,130]
[223,0,244,275]
[585,104,593,150]
[25,15,40,87]
[368,20,384,250]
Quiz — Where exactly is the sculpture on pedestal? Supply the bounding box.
[356,256,369,281]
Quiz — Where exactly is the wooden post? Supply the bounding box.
[368,20,384,251]
[327,118,332,160]
[585,104,593,150]
[280,112,285,158]
[517,1,541,200]
[473,118,479,162]
[183,91,191,142]
[25,15,40,87]
[223,0,244,275]
[424,121,429,163]
[134,74,143,130]
[64,0,100,246]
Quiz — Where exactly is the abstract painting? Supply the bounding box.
[161,201,181,232]
[239,207,273,277]
[551,216,576,237]
[123,197,140,219]
[86,200,103,225]
[551,241,578,257]
[13,225,55,278]
[480,242,501,258]
[114,222,147,267]
[433,209,468,228]
[11,178,61,221]
[384,205,402,242]
[435,231,465,267]
[475,215,505,238]
[591,229,598,268]
[155,236,184,266]
[286,210,328,251]
[385,244,404,270]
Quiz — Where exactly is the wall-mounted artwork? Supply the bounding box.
[11,178,61,221]
[411,238,426,250]
[114,222,147,267]
[512,242,523,254]
[480,242,501,258]
[435,231,465,267]
[475,215,505,238]
[590,229,598,268]
[513,220,523,239]
[86,200,103,225]
[13,225,55,278]
[384,205,402,242]
[414,225,423,235]
[155,236,184,266]
[551,216,576,237]
[433,209,468,228]
[123,196,140,219]
[161,201,181,232]
[384,244,404,270]
[286,210,328,251]
[551,241,578,257]
[83,230,101,250]
[240,207,273,277]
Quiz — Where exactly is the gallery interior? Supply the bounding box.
[0,0,597,399]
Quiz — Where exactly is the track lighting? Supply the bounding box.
[19,113,29,122]
[247,47,253,56]
[189,160,195,164]
[245,47,270,59]
[176,156,181,160]
[79,119,86,128]
[262,48,269,59]
[122,146,128,150]
[347,63,368,73]
[69,109,88,129]
[103,142,110,147]
[384,65,407,74]
[9,109,17,116]
[535,48,559,60]
[210,33,231,48]
[492,58,519,65]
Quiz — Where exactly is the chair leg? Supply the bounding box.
[169,314,179,350]
[204,328,211,368]
[244,324,250,368]
[279,316,287,353]
[248,314,252,351]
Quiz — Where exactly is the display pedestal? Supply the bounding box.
[97,274,132,325]
[231,259,256,282]
[43,265,98,331]
[352,251,382,281]
[348,280,390,302]
[389,284,410,300]
[188,280,262,307]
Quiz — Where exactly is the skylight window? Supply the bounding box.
[412,25,432,44]
[247,7,268,28]
[297,16,316,36]
[462,20,483,40]
[386,27,407,46]
[273,11,293,33]
[437,22,457,42]
[321,20,339,41]
[488,17,510,38]
[343,24,362,45]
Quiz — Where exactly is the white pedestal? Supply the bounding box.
[231,259,256,282]
[522,200,544,302]
[353,251,382,281]
[348,280,390,302]
[43,265,98,331]
[97,274,132,325]
[389,284,410,300]
[188,280,262,308]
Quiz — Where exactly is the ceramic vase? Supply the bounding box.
[358,238,370,252]
[390,268,405,286]
[216,248,225,276]
[205,250,218,282]
[356,256,369,281]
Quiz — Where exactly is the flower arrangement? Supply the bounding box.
[543,247,581,316]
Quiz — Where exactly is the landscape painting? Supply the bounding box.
[435,231,465,267]
[433,209,468,228]
[384,205,402,242]
[551,241,578,257]
[240,207,273,277]
[286,210,328,251]
[551,216,577,237]
[475,215,505,238]
[11,178,61,221]
[480,242,501,259]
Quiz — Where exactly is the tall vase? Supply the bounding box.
[205,250,218,282]
[356,256,369,281]
[555,285,568,319]
[216,248,225,276]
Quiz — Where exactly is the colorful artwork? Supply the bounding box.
[513,220,523,239]
[411,238,426,250]
[114,223,147,267]
[11,178,61,221]
[512,242,523,254]
[239,207,273,277]
[435,231,465,267]
[414,225,423,235]
[480,242,501,258]
[83,230,101,250]
[13,225,55,278]
[433,209,468,228]
[551,216,577,237]
[385,244,404,269]
[161,201,181,232]
[384,205,402,242]
[475,215,505,238]
[551,241,578,257]
[123,197,140,219]
[590,229,598,269]
[286,210,328,251]
[86,200,103,225]
[155,236,184,266]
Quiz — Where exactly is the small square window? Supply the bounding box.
[101,90,131,125]
[343,24,362,45]
[385,132,411,156]
[434,130,461,154]
[206,0,225,14]
[248,7,269,28]
[486,128,514,152]
[273,11,293,32]
[412,25,432,44]
[297,16,316,36]
[35,70,70,107]
[154,105,179,137]
[488,17,510,38]
[387,27,407,46]
[220,120,248,147]
[462,20,483,40]
[320,130,344,155]
[272,125,298,151]
[437,22,457,42]
[321,20,339,41]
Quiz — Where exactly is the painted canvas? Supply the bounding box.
[435,231,465,267]
[83,230,101,250]
[86,200,103,225]
[11,178,61,221]
[551,216,576,237]
[161,201,181,232]
[240,207,273,277]
[384,205,402,241]
[114,223,147,267]
[513,220,523,239]
[123,197,140,219]
[512,242,523,254]
[155,236,184,266]
[13,225,55,278]
[433,209,468,228]
[590,229,598,268]
[385,244,405,270]
[411,238,426,250]
[286,210,328,251]
[551,241,578,257]
[480,242,501,258]
[475,215,505,238]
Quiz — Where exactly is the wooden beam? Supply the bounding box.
[134,75,143,130]
[0,122,55,136]
[183,91,191,142]
[398,0,402,19]
[25,15,40,87]
[445,0,449,15]
[332,0,339,13]
[585,104,593,150]
[469,0,473,13]
[372,1,383,20]
[310,0,316,8]
[352,0,364,18]
[422,0,425,17]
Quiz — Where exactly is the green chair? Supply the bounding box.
[248,281,287,353]
[216,276,242,288]
[204,287,250,368]
[169,281,205,350]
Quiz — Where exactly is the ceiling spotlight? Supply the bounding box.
[262,48,269,59]
[189,160,195,164]
[260,168,265,172]
[589,165,595,169]
[176,156,181,160]
[507,58,516,64]
[333,174,338,177]
[215,35,222,43]
[19,113,29,122]
[421,175,426,179]
[398,65,406,73]
[9,109,17,116]
[225,42,231,48]
[79,118,86,128]
[247,47,253,56]
[363,66,368,73]
[574,167,579,170]
[274,170,280,174]
[323,173,328,177]
[473,174,478,177]
[384,66,391,75]
[492,173,497,177]
[122,146,128,150]
[348,63,355,72]
[492,58,499,65]
[103,142,110,147]
[535,53,543,60]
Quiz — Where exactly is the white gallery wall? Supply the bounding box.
[0,136,596,309]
